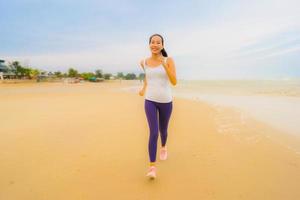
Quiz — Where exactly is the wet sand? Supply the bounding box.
[0,81,300,199]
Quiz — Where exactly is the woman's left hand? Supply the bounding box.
[158,56,168,67]
[158,56,177,86]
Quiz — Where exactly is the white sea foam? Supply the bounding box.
[121,79,300,137]
[173,91,300,137]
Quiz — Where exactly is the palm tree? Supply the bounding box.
[68,68,78,77]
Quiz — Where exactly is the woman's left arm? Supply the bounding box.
[162,57,177,86]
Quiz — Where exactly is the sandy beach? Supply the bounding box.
[1,81,300,200]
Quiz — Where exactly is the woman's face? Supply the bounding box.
[149,35,163,55]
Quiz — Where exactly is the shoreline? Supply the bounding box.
[119,82,300,141]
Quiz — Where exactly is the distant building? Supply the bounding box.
[0,60,3,80]
[0,60,8,72]
[0,59,16,78]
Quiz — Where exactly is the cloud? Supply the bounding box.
[2,0,300,79]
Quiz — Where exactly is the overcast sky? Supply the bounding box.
[1,0,300,79]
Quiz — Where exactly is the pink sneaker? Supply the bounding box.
[160,148,168,160]
[146,166,156,179]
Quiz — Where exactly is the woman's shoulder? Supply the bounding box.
[165,56,174,62]
[139,58,148,70]
[139,59,144,67]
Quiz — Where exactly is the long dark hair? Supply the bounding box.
[149,33,168,57]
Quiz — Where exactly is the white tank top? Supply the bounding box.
[143,58,173,103]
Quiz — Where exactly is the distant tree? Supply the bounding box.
[23,67,31,78]
[8,62,40,79]
[54,71,62,78]
[29,69,40,79]
[103,73,112,80]
[40,71,47,76]
[8,61,19,72]
[9,61,25,78]
[117,72,125,79]
[124,73,137,80]
[95,69,103,78]
[81,72,95,80]
[68,68,78,77]
[22,68,38,79]
[138,73,145,80]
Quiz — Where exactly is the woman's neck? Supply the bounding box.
[151,53,162,60]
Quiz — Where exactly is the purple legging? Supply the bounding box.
[144,99,173,162]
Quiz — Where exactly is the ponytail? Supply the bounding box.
[161,48,168,57]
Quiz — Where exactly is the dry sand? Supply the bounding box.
[1,81,300,200]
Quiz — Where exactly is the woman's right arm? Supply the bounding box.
[139,59,147,96]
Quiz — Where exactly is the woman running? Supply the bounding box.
[139,33,177,179]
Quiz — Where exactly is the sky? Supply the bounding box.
[1,0,300,80]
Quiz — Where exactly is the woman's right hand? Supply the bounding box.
[139,88,145,96]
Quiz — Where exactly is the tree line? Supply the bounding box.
[6,61,145,81]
